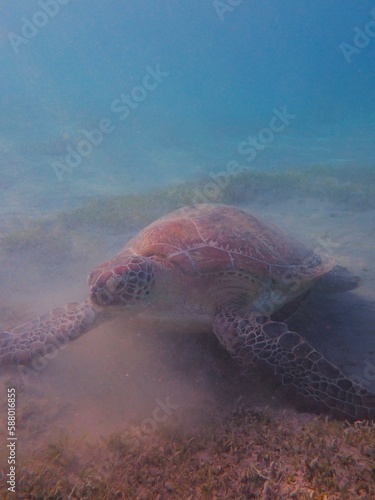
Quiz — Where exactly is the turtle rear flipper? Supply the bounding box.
[0,301,110,365]
[315,265,360,293]
[213,308,375,421]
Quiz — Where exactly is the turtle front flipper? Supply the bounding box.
[0,301,111,366]
[213,308,375,420]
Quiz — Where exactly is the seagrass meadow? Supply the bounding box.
[0,166,375,499]
[1,403,375,498]
[1,164,374,249]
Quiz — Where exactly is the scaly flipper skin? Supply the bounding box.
[213,307,375,420]
[0,301,110,365]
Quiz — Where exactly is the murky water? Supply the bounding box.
[1,2,375,497]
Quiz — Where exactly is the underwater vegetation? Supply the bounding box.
[1,405,374,499]
[0,164,374,498]
[1,164,374,256]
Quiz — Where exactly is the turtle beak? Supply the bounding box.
[90,270,117,306]
[89,267,134,307]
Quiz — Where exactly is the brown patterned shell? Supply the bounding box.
[116,204,331,284]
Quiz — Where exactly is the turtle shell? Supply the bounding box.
[111,204,331,286]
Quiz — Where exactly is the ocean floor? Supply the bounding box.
[0,180,375,498]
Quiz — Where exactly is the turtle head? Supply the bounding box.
[88,255,156,309]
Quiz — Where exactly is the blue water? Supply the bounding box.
[1,4,375,496]
[0,0,374,214]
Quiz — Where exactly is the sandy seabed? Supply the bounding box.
[0,192,374,499]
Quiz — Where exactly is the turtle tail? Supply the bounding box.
[213,308,375,421]
[0,301,110,366]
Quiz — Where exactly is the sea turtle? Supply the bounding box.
[0,204,374,420]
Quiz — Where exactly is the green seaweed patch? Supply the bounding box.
[0,218,73,264]
[1,164,374,256]
[222,165,375,209]
[55,183,197,233]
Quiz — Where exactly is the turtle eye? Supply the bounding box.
[106,274,127,293]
